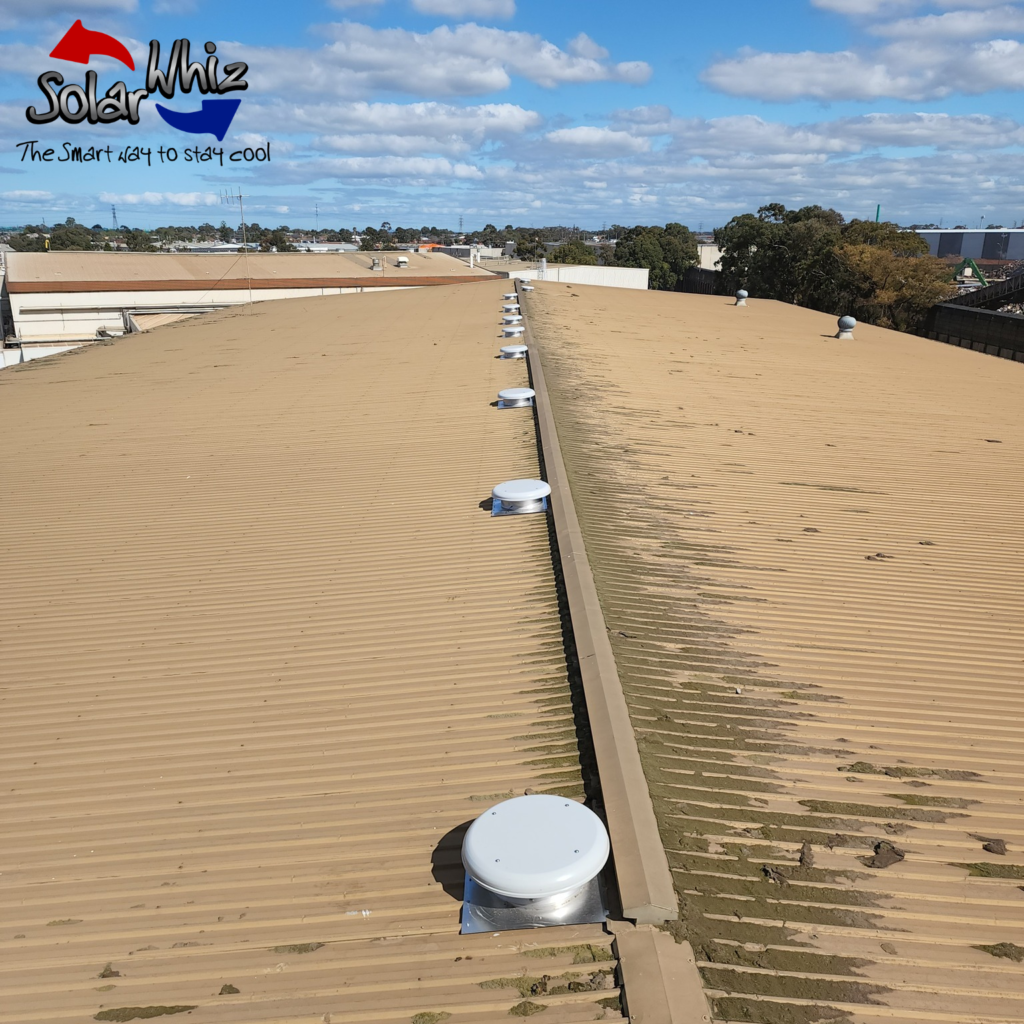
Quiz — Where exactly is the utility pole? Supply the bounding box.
[220,188,252,310]
[314,203,318,245]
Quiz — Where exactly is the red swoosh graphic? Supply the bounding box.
[49,19,135,71]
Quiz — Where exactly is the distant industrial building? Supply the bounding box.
[1,250,495,357]
[697,242,723,271]
[503,260,648,290]
[916,228,1024,261]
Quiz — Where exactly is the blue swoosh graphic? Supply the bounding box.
[155,99,241,142]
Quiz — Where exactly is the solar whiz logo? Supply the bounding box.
[26,19,248,142]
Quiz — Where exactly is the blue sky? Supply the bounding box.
[1,0,1022,230]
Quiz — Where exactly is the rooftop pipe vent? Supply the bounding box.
[460,794,610,932]
[491,478,550,516]
[498,387,535,409]
[735,289,748,307]
[502,314,524,325]
[503,292,518,301]
[502,303,520,313]
[371,257,382,271]
[837,315,856,340]
[500,343,528,359]
[502,325,526,340]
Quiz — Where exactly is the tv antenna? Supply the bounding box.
[220,187,252,309]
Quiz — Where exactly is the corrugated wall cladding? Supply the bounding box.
[528,283,1024,1024]
[0,284,623,1024]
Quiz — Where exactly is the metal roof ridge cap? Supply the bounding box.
[612,924,712,1024]
[517,281,678,926]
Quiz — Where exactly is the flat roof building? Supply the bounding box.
[2,250,496,346]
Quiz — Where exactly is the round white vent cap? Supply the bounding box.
[462,795,609,900]
[500,343,528,356]
[492,478,551,504]
[499,388,536,402]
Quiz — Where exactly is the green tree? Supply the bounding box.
[7,225,48,252]
[259,229,295,252]
[217,220,233,243]
[49,219,96,250]
[513,234,546,261]
[548,239,597,265]
[359,226,381,251]
[613,223,698,290]
[840,243,955,331]
[715,203,949,332]
[123,228,157,252]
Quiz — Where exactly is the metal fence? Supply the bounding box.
[920,303,1024,362]
[681,267,720,294]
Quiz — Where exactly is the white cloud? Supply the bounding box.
[813,0,1014,10]
[314,132,475,156]
[249,99,538,136]
[545,126,651,154]
[0,0,135,25]
[870,5,1024,39]
[410,0,515,17]
[239,22,649,99]
[97,192,220,206]
[701,38,1024,100]
[269,155,485,184]
[566,33,609,60]
[810,0,914,13]
[236,99,539,159]
[1,190,54,201]
[610,109,1024,156]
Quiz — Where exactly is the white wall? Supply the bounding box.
[1,343,82,369]
[10,283,421,342]
[508,264,649,290]
[698,244,722,271]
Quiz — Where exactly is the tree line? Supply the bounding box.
[713,204,956,332]
[2,206,956,332]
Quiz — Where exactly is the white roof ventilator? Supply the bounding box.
[497,387,535,409]
[491,479,551,516]
[461,795,610,932]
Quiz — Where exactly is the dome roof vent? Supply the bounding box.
[490,478,550,516]
[461,795,610,932]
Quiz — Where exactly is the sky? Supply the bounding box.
[0,0,1022,230]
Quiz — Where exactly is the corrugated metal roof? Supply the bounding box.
[130,312,199,331]
[526,283,1024,1024]
[5,251,494,287]
[0,284,623,1023]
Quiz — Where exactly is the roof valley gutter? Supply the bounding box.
[518,283,712,1022]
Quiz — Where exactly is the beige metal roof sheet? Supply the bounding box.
[130,312,200,331]
[4,250,495,287]
[0,284,622,1024]
[525,282,1024,1024]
